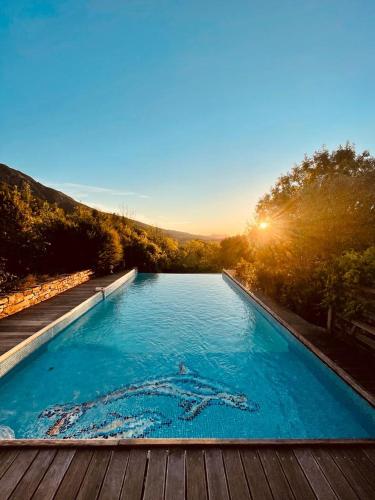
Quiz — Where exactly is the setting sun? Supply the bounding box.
[258,221,270,230]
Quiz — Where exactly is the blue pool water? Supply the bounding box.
[0,273,374,439]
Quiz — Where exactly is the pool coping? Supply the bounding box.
[223,269,375,408]
[0,268,137,378]
[0,438,374,446]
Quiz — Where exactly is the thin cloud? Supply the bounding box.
[44,181,150,199]
[87,202,120,213]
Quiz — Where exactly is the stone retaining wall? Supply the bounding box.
[0,270,93,318]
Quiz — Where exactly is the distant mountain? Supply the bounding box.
[143,225,224,243]
[0,163,222,242]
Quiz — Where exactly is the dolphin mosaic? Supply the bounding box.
[39,365,259,438]
[67,411,171,439]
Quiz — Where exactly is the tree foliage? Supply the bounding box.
[0,181,251,291]
[237,144,375,325]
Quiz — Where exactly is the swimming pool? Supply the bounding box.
[0,273,374,439]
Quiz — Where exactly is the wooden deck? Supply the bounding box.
[0,443,374,499]
[0,272,129,356]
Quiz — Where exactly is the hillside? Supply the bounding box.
[0,163,80,213]
[0,163,221,242]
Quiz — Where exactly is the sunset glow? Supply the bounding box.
[1,1,373,236]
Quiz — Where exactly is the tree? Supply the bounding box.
[171,240,219,272]
[0,183,45,281]
[218,235,252,269]
[240,144,375,326]
[96,227,123,274]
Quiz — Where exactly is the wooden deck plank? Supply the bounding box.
[120,448,148,500]
[0,320,48,326]
[345,447,375,490]
[258,447,295,500]
[362,446,375,464]
[0,448,38,500]
[186,449,208,500]
[240,448,273,500]
[311,447,358,500]
[0,340,28,348]
[0,333,34,338]
[329,447,375,499]
[222,448,250,500]
[143,448,167,500]
[9,449,56,500]
[276,448,316,500]
[54,449,93,500]
[205,448,229,500]
[0,449,19,479]
[294,447,340,500]
[32,448,76,500]
[165,448,185,500]
[98,449,129,500]
[0,324,47,332]
[76,449,112,500]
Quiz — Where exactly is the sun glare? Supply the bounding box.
[258,221,269,230]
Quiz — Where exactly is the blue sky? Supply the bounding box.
[1,0,374,235]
